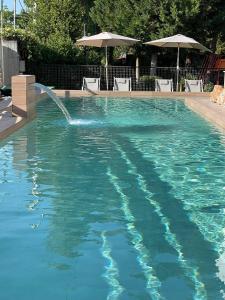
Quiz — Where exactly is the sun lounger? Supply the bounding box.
[82,77,100,91]
[155,79,173,92]
[113,77,132,91]
[185,79,203,92]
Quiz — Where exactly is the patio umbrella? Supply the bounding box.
[145,34,211,91]
[76,32,139,90]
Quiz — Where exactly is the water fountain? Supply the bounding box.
[34,83,100,126]
[34,83,73,124]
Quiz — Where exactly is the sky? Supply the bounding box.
[4,0,25,12]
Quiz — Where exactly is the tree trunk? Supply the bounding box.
[136,57,140,82]
[150,53,157,76]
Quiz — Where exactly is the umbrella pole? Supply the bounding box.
[176,45,180,91]
[105,46,108,91]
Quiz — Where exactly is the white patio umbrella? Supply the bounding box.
[145,34,211,91]
[76,32,139,90]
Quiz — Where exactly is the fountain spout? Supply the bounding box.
[34,83,73,124]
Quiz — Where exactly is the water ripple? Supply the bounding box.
[101,231,124,300]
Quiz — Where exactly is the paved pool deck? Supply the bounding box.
[0,90,225,140]
[0,98,27,140]
[185,96,225,131]
[54,89,211,99]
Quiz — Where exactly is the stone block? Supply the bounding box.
[11,75,36,118]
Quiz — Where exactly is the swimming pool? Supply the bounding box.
[0,97,225,299]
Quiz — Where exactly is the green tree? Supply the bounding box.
[21,0,91,63]
[90,0,225,54]
[156,0,200,38]
[1,6,15,27]
[157,0,225,52]
[194,0,225,52]
[7,0,225,64]
[90,0,159,41]
[23,0,85,39]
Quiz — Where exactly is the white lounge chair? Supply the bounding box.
[155,79,173,92]
[82,77,100,91]
[185,79,203,92]
[113,77,132,91]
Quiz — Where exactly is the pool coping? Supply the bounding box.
[0,93,47,140]
[0,108,26,140]
[185,97,225,132]
[1,90,225,140]
[53,89,211,99]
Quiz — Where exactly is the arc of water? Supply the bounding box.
[101,231,124,300]
[34,83,73,124]
[113,141,207,300]
[107,167,164,300]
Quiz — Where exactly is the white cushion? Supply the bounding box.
[86,78,97,83]
[117,79,127,84]
[158,79,170,85]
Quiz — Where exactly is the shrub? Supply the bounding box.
[1,27,85,64]
[180,73,198,91]
[2,27,34,41]
[203,81,214,92]
[139,75,161,82]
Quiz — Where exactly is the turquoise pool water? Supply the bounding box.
[1,97,225,299]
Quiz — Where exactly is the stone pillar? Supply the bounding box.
[11,75,36,119]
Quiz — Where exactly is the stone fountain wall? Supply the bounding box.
[11,75,36,119]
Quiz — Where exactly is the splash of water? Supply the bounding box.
[69,119,99,126]
[34,83,73,124]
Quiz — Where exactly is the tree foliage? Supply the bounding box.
[194,0,225,52]
[90,0,225,54]
[2,0,225,63]
[90,0,159,41]
[24,0,85,39]
[18,0,88,63]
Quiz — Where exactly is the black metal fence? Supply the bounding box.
[25,63,225,91]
